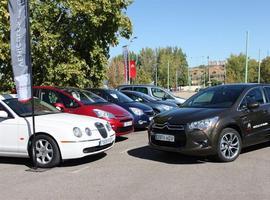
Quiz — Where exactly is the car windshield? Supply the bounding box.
[109,90,133,103]
[140,93,158,102]
[63,88,107,105]
[181,85,246,108]
[3,98,60,117]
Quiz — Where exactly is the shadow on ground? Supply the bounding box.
[61,152,107,167]
[116,136,129,143]
[241,141,270,154]
[127,145,208,164]
[0,157,32,167]
[127,142,270,165]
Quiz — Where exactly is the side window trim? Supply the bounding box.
[237,86,265,111]
[263,86,270,103]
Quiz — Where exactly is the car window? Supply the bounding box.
[40,89,62,105]
[134,87,148,94]
[263,87,270,103]
[182,85,245,108]
[151,88,173,99]
[121,87,133,91]
[0,103,12,118]
[151,88,166,98]
[128,94,144,102]
[240,88,264,109]
[58,93,79,108]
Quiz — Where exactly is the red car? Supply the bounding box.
[33,86,134,136]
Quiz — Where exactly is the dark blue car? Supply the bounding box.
[88,89,154,129]
[122,90,178,114]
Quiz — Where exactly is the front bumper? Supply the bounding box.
[149,128,216,156]
[59,134,116,159]
[108,117,134,136]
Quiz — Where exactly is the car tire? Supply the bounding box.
[31,134,61,168]
[216,128,242,162]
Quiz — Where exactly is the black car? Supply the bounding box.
[88,89,154,129]
[122,90,178,114]
[149,84,270,162]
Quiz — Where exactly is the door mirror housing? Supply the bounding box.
[247,101,259,110]
[0,111,8,118]
[54,103,65,111]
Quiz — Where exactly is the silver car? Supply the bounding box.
[117,85,185,106]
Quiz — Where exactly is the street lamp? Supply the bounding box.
[122,36,138,84]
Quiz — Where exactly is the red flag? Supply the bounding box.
[130,60,136,79]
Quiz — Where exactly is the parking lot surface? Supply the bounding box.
[0,130,270,200]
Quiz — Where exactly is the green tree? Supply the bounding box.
[107,55,125,88]
[0,0,132,92]
[225,54,258,83]
[156,47,188,88]
[260,57,270,83]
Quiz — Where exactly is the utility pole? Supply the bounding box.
[167,60,170,90]
[207,56,211,86]
[258,49,261,83]
[176,70,178,91]
[155,63,157,86]
[245,31,249,83]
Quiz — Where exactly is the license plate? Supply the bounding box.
[123,121,132,127]
[100,137,114,146]
[155,134,175,142]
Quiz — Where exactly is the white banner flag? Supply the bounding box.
[8,0,32,101]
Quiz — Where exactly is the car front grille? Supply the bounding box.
[150,123,186,148]
[95,122,108,138]
[83,143,113,153]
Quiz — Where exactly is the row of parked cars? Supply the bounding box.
[0,84,183,168]
[3,83,269,167]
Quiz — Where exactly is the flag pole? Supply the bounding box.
[26,0,37,169]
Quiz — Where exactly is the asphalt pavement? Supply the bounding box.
[0,130,269,200]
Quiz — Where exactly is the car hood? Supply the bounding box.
[86,103,132,117]
[25,113,105,127]
[154,107,226,124]
[118,101,153,112]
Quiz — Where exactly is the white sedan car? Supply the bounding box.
[0,94,115,168]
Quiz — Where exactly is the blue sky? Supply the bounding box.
[109,0,270,67]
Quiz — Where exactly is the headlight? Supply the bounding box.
[188,116,219,131]
[106,122,112,131]
[85,128,92,136]
[93,109,115,119]
[73,127,82,137]
[130,107,144,116]
[158,105,173,111]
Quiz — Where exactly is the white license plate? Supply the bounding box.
[124,121,132,127]
[100,137,114,146]
[155,134,175,142]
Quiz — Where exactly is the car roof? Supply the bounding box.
[118,84,156,88]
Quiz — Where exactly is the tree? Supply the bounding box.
[225,54,258,83]
[107,55,125,88]
[0,0,133,92]
[260,57,270,83]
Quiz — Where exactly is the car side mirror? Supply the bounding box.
[54,103,65,111]
[0,111,8,118]
[247,101,259,110]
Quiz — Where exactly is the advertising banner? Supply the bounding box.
[8,0,32,101]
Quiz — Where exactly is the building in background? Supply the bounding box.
[190,61,226,86]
